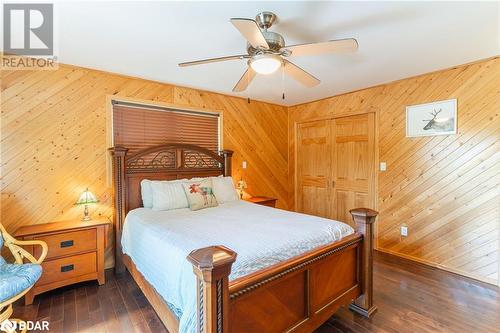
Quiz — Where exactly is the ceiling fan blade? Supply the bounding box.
[230,18,269,49]
[179,54,249,67]
[232,67,256,92]
[283,60,320,87]
[282,38,358,57]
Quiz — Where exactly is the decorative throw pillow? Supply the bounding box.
[151,181,189,211]
[182,179,218,211]
[212,176,239,203]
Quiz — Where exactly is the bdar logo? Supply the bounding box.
[0,319,15,332]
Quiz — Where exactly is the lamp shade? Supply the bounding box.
[237,180,247,190]
[75,188,99,205]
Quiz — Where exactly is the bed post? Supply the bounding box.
[109,146,128,274]
[220,150,233,176]
[187,246,237,333]
[349,208,378,317]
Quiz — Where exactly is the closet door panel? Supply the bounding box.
[355,192,369,208]
[296,120,331,218]
[334,190,353,224]
[295,113,375,224]
[331,114,375,225]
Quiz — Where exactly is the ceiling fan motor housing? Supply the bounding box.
[247,30,285,54]
[256,11,277,29]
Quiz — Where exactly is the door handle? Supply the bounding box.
[332,180,335,187]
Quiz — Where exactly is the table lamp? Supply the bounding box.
[75,188,99,221]
[237,179,247,199]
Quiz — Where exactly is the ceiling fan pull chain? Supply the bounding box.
[282,62,285,100]
[247,68,251,103]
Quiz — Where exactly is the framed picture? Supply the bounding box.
[406,99,457,137]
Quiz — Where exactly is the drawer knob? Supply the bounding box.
[60,240,74,248]
[61,264,74,272]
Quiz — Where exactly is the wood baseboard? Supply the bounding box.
[375,248,498,286]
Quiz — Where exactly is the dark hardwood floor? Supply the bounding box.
[13,252,500,333]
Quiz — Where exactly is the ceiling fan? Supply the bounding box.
[179,11,358,92]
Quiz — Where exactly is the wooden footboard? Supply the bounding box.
[188,208,378,333]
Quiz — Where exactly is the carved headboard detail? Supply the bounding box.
[109,143,233,272]
[124,144,227,172]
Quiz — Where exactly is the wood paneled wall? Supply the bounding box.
[2,57,498,284]
[289,57,499,285]
[1,64,289,266]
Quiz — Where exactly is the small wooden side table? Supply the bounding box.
[15,218,109,305]
[244,196,277,208]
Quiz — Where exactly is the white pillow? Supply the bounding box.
[151,181,189,211]
[212,176,239,203]
[140,180,153,208]
[141,177,208,208]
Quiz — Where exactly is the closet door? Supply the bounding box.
[330,113,375,225]
[296,120,331,218]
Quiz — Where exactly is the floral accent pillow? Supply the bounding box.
[182,179,218,211]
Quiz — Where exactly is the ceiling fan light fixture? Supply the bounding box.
[249,54,282,75]
[179,12,357,92]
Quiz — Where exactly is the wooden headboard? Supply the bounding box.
[109,143,233,272]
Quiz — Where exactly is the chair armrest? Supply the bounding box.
[9,239,48,264]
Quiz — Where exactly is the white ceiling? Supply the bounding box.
[53,1,500,105]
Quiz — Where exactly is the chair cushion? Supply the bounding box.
[0,234,5,266]
[0,263,42,303]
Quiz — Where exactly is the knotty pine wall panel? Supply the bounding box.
[1,64,289,267]
[2,58,498,284]
[289,57,499,285]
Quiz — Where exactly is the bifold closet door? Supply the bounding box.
[296,113,375,224]
[330,113,375,225]
[296,120,331,218]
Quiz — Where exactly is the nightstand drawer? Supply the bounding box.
[34,229,97,259]
[38,252,97,286]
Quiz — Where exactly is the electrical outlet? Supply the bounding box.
[400,225,408,237]
[380,162,387,171]
[242,161,247,169]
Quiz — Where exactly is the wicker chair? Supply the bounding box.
[0,224,47,333]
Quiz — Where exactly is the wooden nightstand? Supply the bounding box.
[244,196,277,208]
[15,218,109,305]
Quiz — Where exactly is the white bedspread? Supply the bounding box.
[121,200,354,333]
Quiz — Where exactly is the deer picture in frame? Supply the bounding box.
[422,109,455,131]
[406,98,457,137]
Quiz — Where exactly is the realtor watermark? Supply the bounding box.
[2,2,58,70]
[0,319,50,331]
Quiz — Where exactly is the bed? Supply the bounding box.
[110,143,377,333]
